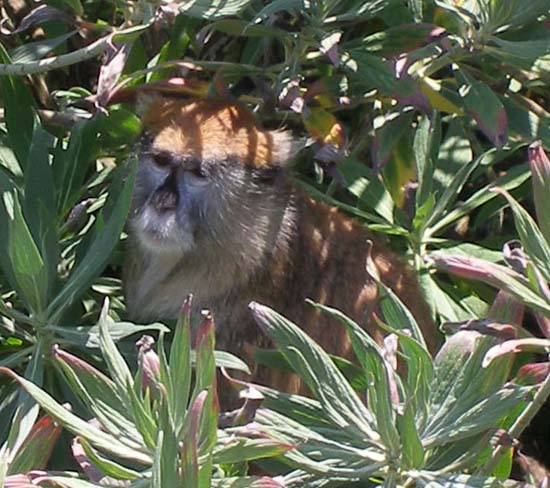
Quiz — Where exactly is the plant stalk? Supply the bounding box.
[479,366,550,475]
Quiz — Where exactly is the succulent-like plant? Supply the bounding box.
[243,285,545,487]
[0,297,292,487]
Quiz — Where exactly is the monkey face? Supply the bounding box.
[129,97,297,259]
[131,147,210,254]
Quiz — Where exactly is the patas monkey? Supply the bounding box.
[124,95,436,396]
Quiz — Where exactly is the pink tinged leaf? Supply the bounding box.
[97,42,133,107]
[382,334,398,371]
[233,386,265,426]
[250,477,287,488]
[488,291,525,326]
[136,335,160,392]
[180,390,209,481]
[195,310,215,349]
[490,429,518,448]
[441,319,518,340]
[395,85,431,112]
[425,253,524,285]
[53,345,114,386]
[319,32,341,67]
[381,334,400,405]
[72,436,104,483]
[528,142,550,244]
[435,331,482,364]
[393,54,410,79]
[515,362,550,385]
[455,71,508,148]
[5,471,47,488]
[502,240,529,274]
[9,5,74,35]
[278,79,303,113]
[483,338,550,367]
[11,413,62,471]
[181,294,193,321]
[535,313,550,339]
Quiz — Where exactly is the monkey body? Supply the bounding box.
[124,97,436,394]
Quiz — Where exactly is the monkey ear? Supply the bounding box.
[269,130,304,167]
[135,92,165,117]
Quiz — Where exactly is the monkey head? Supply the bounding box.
[130,96,298,264]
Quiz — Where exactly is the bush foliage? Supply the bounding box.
[1,0,550,486]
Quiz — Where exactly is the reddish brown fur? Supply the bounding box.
[126,97,437,405]
[142,98,284,168]
[226,193,437,395]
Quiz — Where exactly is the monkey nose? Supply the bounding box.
[151,190,178,213]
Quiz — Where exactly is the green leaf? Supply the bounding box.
[212,437,293,464]
[180,390,208,488]
[98,300,133,397]
[54,118,101,216]
[0,44,37,168]
[492,187,550,282]
[250,0,303,24]
[4,190,48,314]
[53,346,143,447]
[0,367,152,464]
[454,69,507,148]
[423,148,493,235]
[148,15,195,83]
[249,302,379,442]
[169,298,192,436]
[153,411,179,488]
[415,471,525,488]
[203,19,289,38]
[77,437,142,480]
[306,301,400,452]
[23,125,58,297]
[528,142,550,245]
[428,164,530,236]
[414,112,440,209]
[177,0,253,19]
[11,32,76,63]
[371,111,413,171]
[47,321,169,348]
[378,282,429,350]
[4,350,43,471]
[424,333,515,446]
[424,385,529,446]
[339,156,395,224]
[127,382,157,450]
[397,401,424,470]
[191,313,218,456]
[47,158,137,321]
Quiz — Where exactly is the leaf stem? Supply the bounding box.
[480,366,550,475]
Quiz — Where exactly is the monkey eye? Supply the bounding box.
[151,152,172,169]
[185,166,209,187]
[189,167,206,179]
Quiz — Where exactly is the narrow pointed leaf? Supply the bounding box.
[250,302,379,442]
[0,368,152,464]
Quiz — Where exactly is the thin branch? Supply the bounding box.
[0,35,112,76]
[0,21,152,76]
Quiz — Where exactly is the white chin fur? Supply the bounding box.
[131,207,193,255]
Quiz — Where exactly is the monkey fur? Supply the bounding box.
[123,96,437,402]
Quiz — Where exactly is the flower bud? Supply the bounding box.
[528,142,550,244]
[136,335,160,393]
